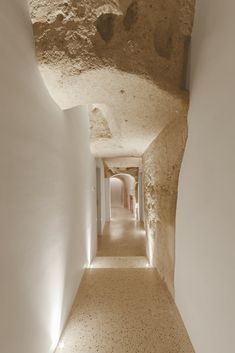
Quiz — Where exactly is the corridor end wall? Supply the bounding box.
[175,0,235,352]
[0,1,97,353]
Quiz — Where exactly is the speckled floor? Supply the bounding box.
[98,207,146,257]
[91,256,149,268]
[56,269,194,353]
[55,207,194,353]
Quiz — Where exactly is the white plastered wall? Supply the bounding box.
[0,1,97,353]
[175,1,235,352]
[104,178,111,222]
[96,158,106,234]
[110,178,124,208]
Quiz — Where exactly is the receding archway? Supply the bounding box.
[110,173,136,218]
[110,177,124,209]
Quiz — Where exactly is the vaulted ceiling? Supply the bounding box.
[29,0,195,160]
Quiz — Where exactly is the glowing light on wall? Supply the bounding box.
[58,341,65,349]
[50,301,63,352]
[146,225,154,267]
[86,224,92,266]
[85,181,96,266]
[46,239,67,353]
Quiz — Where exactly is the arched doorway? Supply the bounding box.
[110,177,124,209]
[110,174,137,220]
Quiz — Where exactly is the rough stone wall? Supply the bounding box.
[104,163,139,181]
[143,117,188,295]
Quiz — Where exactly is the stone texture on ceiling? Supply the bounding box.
[104,159,139,181]
[40,69,188,157]
[29,0,195,159]
[89,104,112,140]
[104,157,142,169]
[103,157,141,182]
[30,0,195,91]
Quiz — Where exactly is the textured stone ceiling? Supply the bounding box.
[104,157,142,169]
[29,0,195,159]
[104,157,142,179]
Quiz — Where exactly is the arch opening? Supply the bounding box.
[110,173,137,220]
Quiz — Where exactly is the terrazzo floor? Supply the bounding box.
[55,207,195,353]
[91,256,149,268]
[97,207,146,257]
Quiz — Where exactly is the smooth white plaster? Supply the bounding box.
[112,174,136,214]
[110,178,124,208]
[0,1,97,353]
[119,174,136,212]
[175,1,235,352]
[104,178,111,222]
[96,159,106,234]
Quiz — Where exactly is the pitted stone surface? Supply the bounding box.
[105,157,142,170]
[104,157,141,180]
[29,0,194,158]
[30,0,195,89]
[89,105,112,140]
[143,117,188,295]
[105,165,139,180]
[34,68,189,158]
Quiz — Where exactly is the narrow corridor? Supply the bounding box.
[55,207,194,353]
[2,3,234,353]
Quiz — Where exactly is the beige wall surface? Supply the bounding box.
[0,1,97,353]
[175,0,235,352]
[96,158,106,234]
[143,117,187,295]
[111,178,124,208]
[104,178,111,222]
[117,174,136,213]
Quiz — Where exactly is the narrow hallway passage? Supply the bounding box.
[55,206,195,353]
[2,2,235,353]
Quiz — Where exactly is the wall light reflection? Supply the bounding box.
[146,225,154,267]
